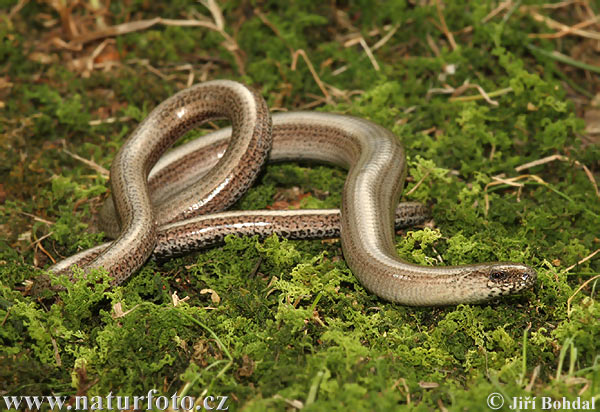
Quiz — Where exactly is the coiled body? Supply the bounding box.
[49,82,537,305]
[52,80,272,284]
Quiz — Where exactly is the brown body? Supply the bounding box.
[50,83,537,305]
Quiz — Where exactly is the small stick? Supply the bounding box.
[18,211,55,226]
[0,308,10,327]
[372,24,399,51]
[564,248,600,273]
[491,175,525,187]
[515,154,569,172]
[86,38,115,72]
[344,37,379,71]
[515,154,600,200]
[68,17,216,45]
[525,9,600,41]
[8,0,28,18]
[540,0,585,9]
[62,147,110,178]
[254,7,293,54]
[89,116,131,126]
[359,37,380,71]
[291,49,331,103]
[26,232,54,251]
[131,59,174,80]
[481,1,512,23]
[567,273,600,315]
[525,365,540,392]
[483,174,545,216]
[435,0,457,50]
[529,17,599,39]
[405,170,431,196]
[582,165,600,199]
[36,240,57,264]
[426,34,441,57]
[449,85,513,105]
[173,63,195,87]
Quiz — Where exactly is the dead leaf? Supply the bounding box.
[200,288,221,304]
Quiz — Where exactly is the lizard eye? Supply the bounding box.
[489,271,507,281]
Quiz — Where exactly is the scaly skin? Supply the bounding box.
[50,80,272,284]
[49,92,537,305]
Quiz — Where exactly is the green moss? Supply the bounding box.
[1,0,599,410]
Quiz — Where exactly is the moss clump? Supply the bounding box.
[1,0,598,410]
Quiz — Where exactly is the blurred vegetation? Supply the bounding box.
[1,0,599,410]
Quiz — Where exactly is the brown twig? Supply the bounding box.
[581,165,600,199]
[36,240,57,265]
[528,17,600,39]
[426,34,441,57]
[89,38,114,66]
[524,7,600,41]
[481,1,512,23]
[50,335,62,367]
[448,84,504,106]
[564,248,600,273]
[174,63,196,87]
[359,38,380,71]
[437,398,449,412]
[429,82,511,106]
[131,58,175,80]
[525,365,541,392]
[515,154,600,200]
[392,377,411,405]
[334,24,398,76]
[435,0,457,50]
[343,36,380,71]
[372,24,399,50]
[297,95,328,110]
[26,232,54,251]
[18,211,55,226]
[483,175,545,216]
[405,170,431,196]
[194,0,246,75]
[66,17,210,45]
[0,308,10,327]
[254,7,293,55]
[515,154,570,171]
[567,273,600,315]
[291,49,331,103]
[88,116,131,126]
[8,0,29,19]
[49,0,245,75]
[62,147,109,178]
[539,0,587,10]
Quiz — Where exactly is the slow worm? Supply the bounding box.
[51,80,272,284]
[49,82,536,305]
